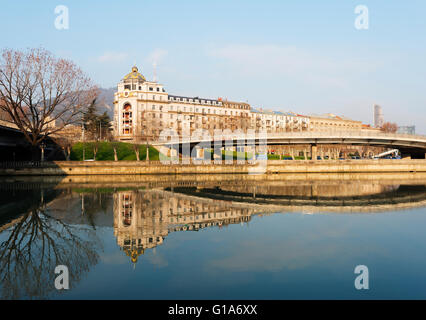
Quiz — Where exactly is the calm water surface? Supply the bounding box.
[1,173,426,299]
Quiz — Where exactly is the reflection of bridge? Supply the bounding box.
[110,184,426,264]
[172,185,426,214]
[3,178,426,267]
[155,131,426,159]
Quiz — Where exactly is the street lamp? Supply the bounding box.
[40,142,46,162]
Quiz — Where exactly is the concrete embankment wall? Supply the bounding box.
[1,159,426,176]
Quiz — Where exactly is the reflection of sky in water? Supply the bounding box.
[1,183,426,299]
[58,208,426,299]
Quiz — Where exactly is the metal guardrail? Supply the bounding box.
[154,130,426,145]
[0,161,43,169]
[265,130,426,140]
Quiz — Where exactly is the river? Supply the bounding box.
[1,173,426,299]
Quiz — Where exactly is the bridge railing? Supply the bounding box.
[264,130,426,141]
[154,130,426,145]
[0,161,44,169]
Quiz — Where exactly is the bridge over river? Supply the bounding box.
[154,130,426,159]
[0,120,62,161]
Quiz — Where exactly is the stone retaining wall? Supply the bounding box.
[1,159,426,176]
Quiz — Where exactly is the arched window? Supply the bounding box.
[121,194,133,227]
[122,103,133,135]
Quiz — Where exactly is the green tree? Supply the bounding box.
[82,99,99,140]
[82,100,112,141]
[99,111,112,140]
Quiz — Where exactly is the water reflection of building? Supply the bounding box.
[113,190,255,263]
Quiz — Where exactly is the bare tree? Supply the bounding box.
[53,137,72,161]
[92,141,99,161]
[0,48,98,158]
[111,141,120,161]
[133,143,140,161]
[381,122,398,133]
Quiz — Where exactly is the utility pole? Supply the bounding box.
[82,123,85,161]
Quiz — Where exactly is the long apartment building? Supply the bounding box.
[113,66,371,142]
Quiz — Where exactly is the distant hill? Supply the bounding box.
[97,87,115,118]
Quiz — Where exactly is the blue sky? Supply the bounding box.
[1,0,425,132]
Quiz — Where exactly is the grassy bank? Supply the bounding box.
[69,142,311,161]
[70,142,160,161]
[207,149,308,160]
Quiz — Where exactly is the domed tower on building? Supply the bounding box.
[113,66,168,142]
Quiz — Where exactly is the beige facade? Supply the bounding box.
[251,109,310,133]
[113,66,378,143]
[113,66,312,143]
[54,124,83,142]
[309,113,362,132]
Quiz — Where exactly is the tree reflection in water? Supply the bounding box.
[1,175,426,299]
[0,191,101,299]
